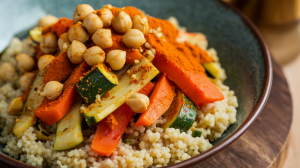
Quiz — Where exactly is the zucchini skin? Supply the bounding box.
[163,89,197,132]
[83,58,159,126]
[13,69,46,139]
[76,64,118,105]
[54,97,84,151]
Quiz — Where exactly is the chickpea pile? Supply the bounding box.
[67,4,148,70]
[1,4,152,110]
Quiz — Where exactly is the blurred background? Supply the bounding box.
[223,0,300,167]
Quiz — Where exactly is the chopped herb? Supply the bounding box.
[123,139,132,144]
[192,130,202,138]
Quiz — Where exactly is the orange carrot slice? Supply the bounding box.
[44,51,75,84]
[138,81,155,96]
[55,18,74,37]
[91,104,134,156]
[135,75,175,127]
[34,62,90,126]
[153,54,224,105]
[91,82,154,156]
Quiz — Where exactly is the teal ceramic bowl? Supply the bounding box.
[0,0,272,167]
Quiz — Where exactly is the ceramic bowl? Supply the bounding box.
[0,0,272,167]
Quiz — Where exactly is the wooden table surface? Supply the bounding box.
[282,55,300,168]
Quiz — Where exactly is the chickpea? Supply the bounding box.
[97,8,113,27]
[0,62,16,82]
[92,29,113,49]
[83,13,103,35]
[126,93,149,113]
[122,29,146,48]
[106,50,126,70]
[38,55,55,70]
[58,33,70,52]
[68,40,87,64]
[40,32,58,54]
[38,15,59,27]
[83,46,105,66]
[68,23,89,43]
[112,11,132,33]
[19,72,35,90]
[40,81,64,100]
[16,53,35,72]
[73,4,94,23]
[132,15,149,34]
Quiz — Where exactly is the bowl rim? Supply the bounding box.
[0,1,273,168]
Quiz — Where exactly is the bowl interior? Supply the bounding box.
[0,0,267,166]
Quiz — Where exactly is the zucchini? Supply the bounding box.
[7,97,23,116]
[162,89,197,132]
[29,27,43,43]
[83,57,159,126]
[202,62,220,79]
[13,69,47,139]
[192,130,202,137]
[37,125,53,141]
[54,97,84,151]
[76,63,118,105]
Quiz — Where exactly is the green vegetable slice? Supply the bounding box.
[202,62,220,79]
[83,57,159,126]
[162,89,197,132]
[13,69,47,139]
[76,63,118,105]
[54,97,84,151]
[192,130,202,137]
[29,27,43,43]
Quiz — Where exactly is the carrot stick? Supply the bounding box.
[138,81,155,96]
[91,82,154,156]
[55,18,74,37]
[44,51,75,84]
[34,62,90,126]
[91,104,133,156]
[153,53,224,105]
[135,75,175,127]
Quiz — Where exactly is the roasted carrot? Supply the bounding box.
[34,62,89,126]
[55,18,74,37]
[135,75,175,127]
[44,51,75,84]
[138,81,155,96]
[91,104,133,156]
[153,54,224,105]
[91,82,154,156]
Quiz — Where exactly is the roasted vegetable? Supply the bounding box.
[77,63,118,105]
[13,69,47,139]
[162,89,197,132]
[7,97,23,116]
[83,57,159,126]
[54,97,83,151]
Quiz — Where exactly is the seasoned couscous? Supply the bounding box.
[0,4,238,168]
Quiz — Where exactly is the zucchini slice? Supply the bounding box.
[37,125,53,141]
[83,57,159,126]
[77,63,118,105]
[13,69,47,139]
[29,27,43,43]
[54,97,84,151]
[202,62,220,79]
[162,89,197,132]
